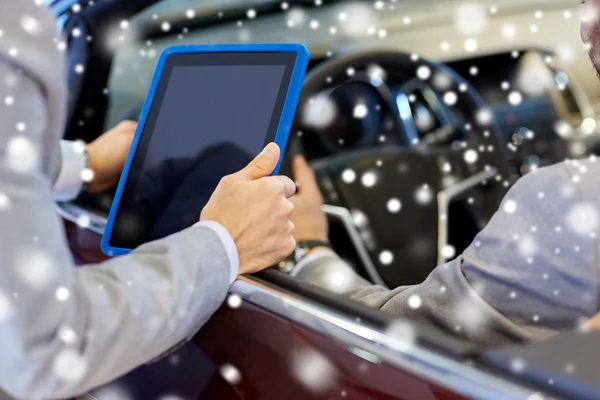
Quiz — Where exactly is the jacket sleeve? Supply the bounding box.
[297,164,600,347]
[0,8,235,400]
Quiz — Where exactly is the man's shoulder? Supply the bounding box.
[517,158,600,191]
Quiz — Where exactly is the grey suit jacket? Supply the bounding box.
[0,3,234,399]
[297,159,600,347]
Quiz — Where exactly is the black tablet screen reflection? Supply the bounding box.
[110,59,291,249]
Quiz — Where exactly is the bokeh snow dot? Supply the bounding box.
[443,91,458,106]
[227,294,242,308]
[14,247,56,289]
[566,203,599,236]
[416,65,431,80]
[408,295,422,309]
[220,363,241,385]
[7,136,38,173]
[504,199,518,214]
[290,348,337,394]
[20,15,41,35]
[53,349,88,382]
[361,171,377,187]
[379,250,394,265]
[55,286,70,302]
[415,185,433,205]
[353,104,368,119]
[385,320,416,352]
[455,3,487,35]
[387,198,402,213]
[464,149,478,164]
[0,192,10,211]
[58,325,78,344]
[341,169,356,184]
[441,245,456,259]
[0,292,14,321]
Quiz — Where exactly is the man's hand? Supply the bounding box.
[85,121,137,194]
[585,312,600,331]
[289,155,329,243]
[200,143,297,275]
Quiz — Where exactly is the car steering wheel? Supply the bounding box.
[286,50,511,288]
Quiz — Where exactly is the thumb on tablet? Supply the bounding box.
[239,142,280,180]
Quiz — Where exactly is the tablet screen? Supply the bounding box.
[109,52,297,249]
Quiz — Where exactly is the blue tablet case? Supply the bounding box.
[102,43,310,256]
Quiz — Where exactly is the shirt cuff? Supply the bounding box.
[193,221,239,284]
[53,140,86,202]
[290,249,339,278]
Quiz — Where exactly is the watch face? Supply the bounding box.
[277,259,295,274]
[293,247,306,263]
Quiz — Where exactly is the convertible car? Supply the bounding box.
[48,0,600,399]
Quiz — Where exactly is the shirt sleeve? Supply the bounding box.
[52,140,86,202]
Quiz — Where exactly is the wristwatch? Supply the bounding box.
[277,240,332,274]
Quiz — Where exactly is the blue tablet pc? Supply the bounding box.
[102,43,309,256]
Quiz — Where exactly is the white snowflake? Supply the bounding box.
[566,203,600,236]
[387,198,402,213]
[581,117,596,135]
[13,247,56,289]
[441,245,456,259]
[379,250,394,265]
[464,149,478,164]
[74,64,85,74]
[286,8,307,27]
[385,320,416,352]
[464,38,478,53]
[302,93,336,129]
[501,23,517,39]
[351,209,368,227]
[455,3,487,35]
[510,358,526,374]
[227,294,242,308]
[508,91,523,106]
[518,234,537,257]
[361,171,377,188]
[353,104,368,119]
[290,348,338,394]
[476,108,493,125]
[53,349,88,382]
[76,215,90,228]
[336,3,377,38]
[80,168,95,183]
[20,15,41,35]
[503,199,517,214]
[416,65,431,80]
[341,169,356,184]
[58,325,78,345]
[7,136,38,173]
[0,291,14,322]
[443,91,458,106]
[408,295,422,309]
[247,9,257,19]
[55,286,70,302]
[414,184,433,205]
[0,192,10,211]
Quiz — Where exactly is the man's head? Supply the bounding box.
[582,0,600,75]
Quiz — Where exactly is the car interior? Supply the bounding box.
[52,0,600,399]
